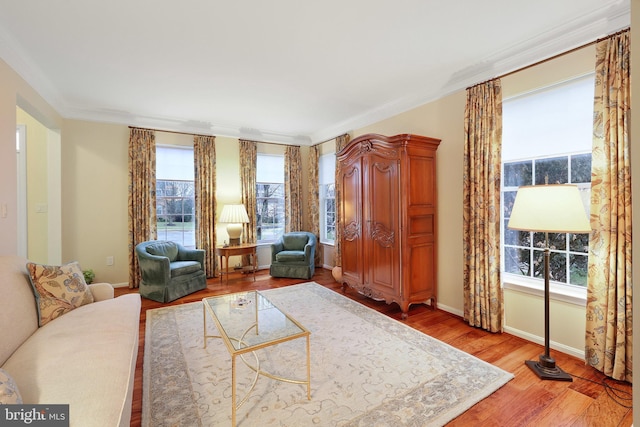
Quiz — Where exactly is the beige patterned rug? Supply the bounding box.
[142,282,513,426]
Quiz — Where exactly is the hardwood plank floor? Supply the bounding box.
[116,268,633,426]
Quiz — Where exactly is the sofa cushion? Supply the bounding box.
[170,261,202,277]
[0,368,22,404]
[26,261,95,327]
[145,241,179,261]
[275,250,306,262]
[282,234,309,251]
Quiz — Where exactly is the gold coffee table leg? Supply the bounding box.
[232,354,237,426]
[306,334,311,400]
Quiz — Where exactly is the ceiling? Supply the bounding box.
[0,1,630,144]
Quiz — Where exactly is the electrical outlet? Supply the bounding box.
[106,256,114,266]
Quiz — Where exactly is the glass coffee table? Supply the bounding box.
[203,291,311,425]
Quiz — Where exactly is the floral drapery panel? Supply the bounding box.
[462,80,504,333]
[194,135,217,278]
[285,145,303,232]
[308,145,321,266]
[240,140,257,252]
[585,30,632,382]
[334,134,350,268]
[127,128,156,289]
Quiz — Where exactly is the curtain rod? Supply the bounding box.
[470,27,630,87]
[128,126,209,138]
[128,126,300,147]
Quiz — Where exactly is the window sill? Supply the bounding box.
[319,240,335,247]
[502,274,586,307]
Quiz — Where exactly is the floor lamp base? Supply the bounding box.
[525,359,573,382]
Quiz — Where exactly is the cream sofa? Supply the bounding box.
[0,256,141,427]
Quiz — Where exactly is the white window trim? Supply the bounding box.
[319,183,335,246]
[502,273,586,306]
[319,153,336,246]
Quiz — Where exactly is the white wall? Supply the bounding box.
[0,59,63,256]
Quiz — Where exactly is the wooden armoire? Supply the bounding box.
[337,133,440,319]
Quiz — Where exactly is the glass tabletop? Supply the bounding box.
[203,291,308,353]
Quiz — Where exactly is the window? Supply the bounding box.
[503,154,591,286]
[156,146,195,248]
[256,154,285,243]
[502,74,594,294]
[319,153,336,244]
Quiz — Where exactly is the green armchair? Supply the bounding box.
[135,240,207,302]
[270,232,316,279]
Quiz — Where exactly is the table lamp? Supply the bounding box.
[219,204,250,246]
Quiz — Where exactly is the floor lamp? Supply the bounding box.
[507,184,590,382]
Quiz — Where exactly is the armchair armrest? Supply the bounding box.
[271,241,284,263]
[304,242,314,261]
[88,282,114,301]
[178,247,205,266]
[136,251,171,285]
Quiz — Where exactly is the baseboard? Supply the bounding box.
[503,325,585,360]
[112,282,129,288]
[436,303,463,317]
[436,304,585,360]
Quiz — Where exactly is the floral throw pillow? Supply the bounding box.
[0,369,23,404]
[26,261,94,327]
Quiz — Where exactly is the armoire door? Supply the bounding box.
[364,153,400,298]
[339,157,364,287]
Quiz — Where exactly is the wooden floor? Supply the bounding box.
[117,268,633,427]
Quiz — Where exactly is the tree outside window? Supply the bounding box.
[256,182,285,242]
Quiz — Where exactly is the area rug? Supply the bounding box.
[142,282,513,426]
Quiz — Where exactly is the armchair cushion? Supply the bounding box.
[282,234,310,251]
[275,251,306,262]
[170,261,202,277]
[145,241,179,261]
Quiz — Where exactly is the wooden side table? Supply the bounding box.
[215,243,257,284]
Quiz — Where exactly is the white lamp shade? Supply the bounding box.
[219,204,250,224]
[507,184,590,233]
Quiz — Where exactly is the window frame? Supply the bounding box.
[319,152,336,245]
[155,145,195,248]
[256,154,285,244]
[501,153,591,306]
[500,75,595,307]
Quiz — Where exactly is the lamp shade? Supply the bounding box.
[219,204,250,224]
[507,184,590,233]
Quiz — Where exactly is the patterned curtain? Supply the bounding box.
[585,30,632,382]
[285,145,303,232]
[462,80,503,333]
[194,135,217,278]
[308,145,321,266]
[334,134,351,268]
[240,140,257,267]
[127,128,156,289]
